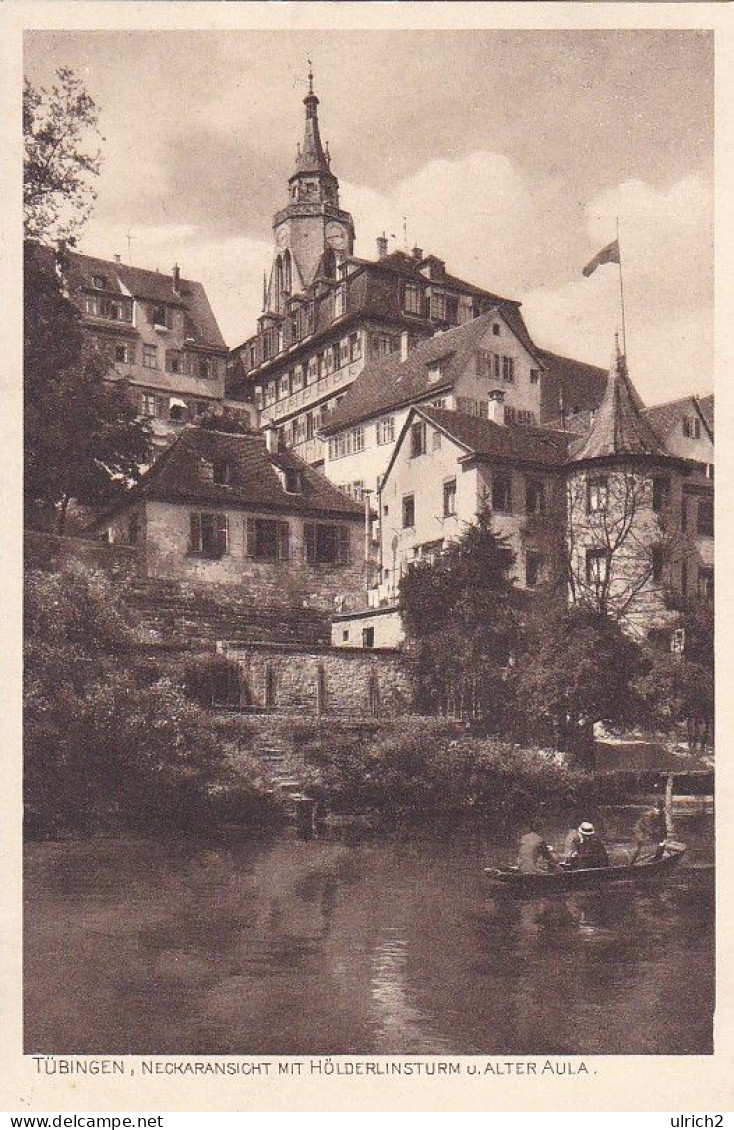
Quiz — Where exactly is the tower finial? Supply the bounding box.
[307,58,314,95]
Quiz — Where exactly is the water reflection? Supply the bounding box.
[24,816,714,1056]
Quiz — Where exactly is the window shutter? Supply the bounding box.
[338,526,351,565]
[245,517,256,558]
[278,521,290,562]
[190,513,201,553]
[305,523,316,564]
[216,513,228,556]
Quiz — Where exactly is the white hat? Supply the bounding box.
[579,821,595,836]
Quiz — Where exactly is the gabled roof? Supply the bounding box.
[62,249,227,351]
[569,352,668,462]
[379,405,570,492]
[418,407,571,466]
[96,426,363,520]
[645,393,714,442]
[535,348,609,423]
[320,309,539,434]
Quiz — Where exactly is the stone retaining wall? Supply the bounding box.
[222,641,412,719]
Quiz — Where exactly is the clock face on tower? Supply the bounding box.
[275,225,289,250]
[325,222,348,251]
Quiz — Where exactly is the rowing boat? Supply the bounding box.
[484,841,687,891]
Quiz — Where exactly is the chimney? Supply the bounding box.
[264,423,278,453]
[114,253,121,264]
[488,388,506,425]
[400,331,411,361]
[172,263,181,294]
[412,246,423,261]
[376,232,388,260]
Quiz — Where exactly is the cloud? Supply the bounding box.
[523,173,713,401]
[80,220,271,347]
[78,145,712,402]
[345,151,541,299]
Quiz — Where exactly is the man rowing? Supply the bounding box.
[516,821,558,874]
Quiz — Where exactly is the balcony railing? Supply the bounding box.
[259,359,363,425]
[292,436,325,465]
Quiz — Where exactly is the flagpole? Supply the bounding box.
[617,216,627,358]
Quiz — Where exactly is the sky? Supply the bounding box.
[24,29,714,405]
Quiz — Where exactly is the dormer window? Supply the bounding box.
[213,459,231,486]
[403,282,422,316]
[92,275,106,290]
[284,468,303,494]
[150,304,168,328]
[428,361,443,384]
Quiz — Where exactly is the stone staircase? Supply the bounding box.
[260,743,310,801]
[124,576,330,653]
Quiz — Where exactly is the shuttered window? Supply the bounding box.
[245,517,290,561]
[190,512,228,559]
[304,523,351,565]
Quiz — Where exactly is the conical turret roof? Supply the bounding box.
[291,71,333,178]
[570,344,667,462]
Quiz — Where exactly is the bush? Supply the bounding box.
[295,718,603,824]
[23,565,277,836]
[181,653,243,708]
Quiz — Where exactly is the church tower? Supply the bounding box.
[268,68,355,314]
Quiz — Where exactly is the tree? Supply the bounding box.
[23,564,241,833]
[513,595,647,762]
[24,68,102,245]
[637,596,714,751]
[24,235,150,532]
[565,467,678,631]
[399,514,523,721]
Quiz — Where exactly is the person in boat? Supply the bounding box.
[562,826,582,861]
[631,801,668,864]
[566,822,609,870]
[516,823,558,874]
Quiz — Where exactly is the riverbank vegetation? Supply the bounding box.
[288,718,626,824]
[399,519,714,764]
[24,566,281,836]
[24,542,712,836]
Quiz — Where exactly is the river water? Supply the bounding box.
[24,811,714,1056]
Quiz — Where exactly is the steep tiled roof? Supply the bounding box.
[103,426,363,518]
[645,393,714,441]
[321,310,536,434]
[535,348,609,423]
[418,407,570,466]
[63,250,227,351]
[569,354,668,462]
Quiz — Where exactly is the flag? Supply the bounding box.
[582,239,620,277]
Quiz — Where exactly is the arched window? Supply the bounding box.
[316,664,327,716]
[283,250,292,295]
[275,256,284,304]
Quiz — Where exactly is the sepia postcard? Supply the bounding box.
[1,0,732,1116]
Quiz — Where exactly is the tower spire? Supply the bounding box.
[292,64,331,176]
